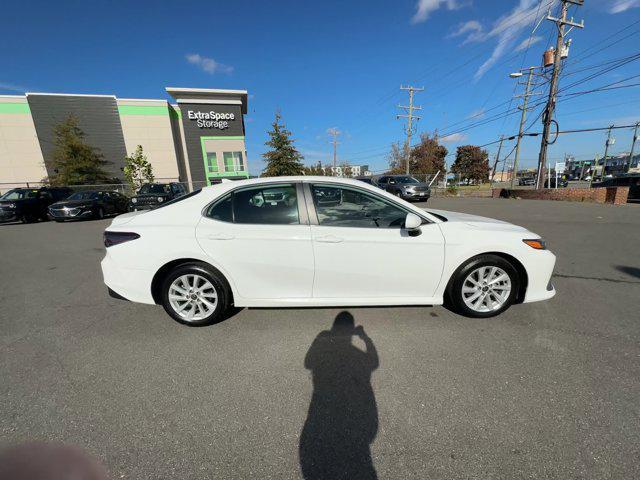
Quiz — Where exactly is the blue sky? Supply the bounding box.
[2,0,640,175]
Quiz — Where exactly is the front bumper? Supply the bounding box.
[49,208,94,220]
[0,210,18,222]
[129,204,157,212]
[522,250,557,303]
[401,190,430,201]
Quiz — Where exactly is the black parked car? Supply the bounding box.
[544,177,569,188]
[518,177,536,186]
[354,176,374,185]
[0,187,72,223]
[593,174,640,203]
[129,182,187,211]
[48,190,129,221]
[376,175,431,202]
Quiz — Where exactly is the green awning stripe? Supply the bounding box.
[118,105,172,116]
[0,103,31,114]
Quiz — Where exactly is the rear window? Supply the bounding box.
[155,189,201,209]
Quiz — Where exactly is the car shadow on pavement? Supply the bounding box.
[299,311,379,480]
[615,265,640,280]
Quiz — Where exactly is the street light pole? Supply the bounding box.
[510,67,536,189]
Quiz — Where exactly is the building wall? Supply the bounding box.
[26,93,128,180]
[117,99,181,181]
[0,96,47,187]
[178,102,246,184]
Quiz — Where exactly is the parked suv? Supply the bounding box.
[376,175,431,201]
[0,187,72,223]
[129,183,187,211]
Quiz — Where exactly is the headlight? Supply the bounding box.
[157,197,164,202]
[131,198,137,203]
[7,203,16,209]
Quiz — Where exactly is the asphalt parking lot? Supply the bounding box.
[1,197,639,479]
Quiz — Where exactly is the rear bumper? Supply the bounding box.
[101,253,156,304]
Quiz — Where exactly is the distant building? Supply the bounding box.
[322,164,370,177]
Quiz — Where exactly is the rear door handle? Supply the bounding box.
[315,234,344,243]
[207,233,235,240]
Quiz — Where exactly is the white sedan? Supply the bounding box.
[101,177,556,326]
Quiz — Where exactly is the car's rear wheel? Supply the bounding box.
[160,263,231,326]
[447,254,519,318]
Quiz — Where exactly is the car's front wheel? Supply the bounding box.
[446,254,519,318]
[160,263,231,326]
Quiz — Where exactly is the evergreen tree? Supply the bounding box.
[48,115,112,185]
[123,145,155,191]
[262,112,304,177]
[451,145,490,184]
[303,161,326,176]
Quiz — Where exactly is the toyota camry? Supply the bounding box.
[101,177,556,326]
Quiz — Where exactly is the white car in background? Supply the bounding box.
[101,177,556,326]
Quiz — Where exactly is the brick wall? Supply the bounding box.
[492,187,630,205]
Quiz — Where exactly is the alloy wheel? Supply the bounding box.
[168,274,218,322]
[461,266,511,313]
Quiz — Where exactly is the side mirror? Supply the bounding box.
[404,212,422,236]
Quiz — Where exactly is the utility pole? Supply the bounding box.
[510,67,539,189]
[627,122,639,173]
[397,85,423,175]
[327,128,341,175]
[535,0,584,189]
[600,125,615,180]
[490,135,505,188]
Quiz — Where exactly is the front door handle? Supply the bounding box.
[207,233,235,240]
[315,234,344,243]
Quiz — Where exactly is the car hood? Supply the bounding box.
[427,208,530,233]
[51,200,95,208]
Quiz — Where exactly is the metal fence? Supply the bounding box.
[0,179,210,196]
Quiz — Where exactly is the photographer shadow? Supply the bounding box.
[299,311,379,480]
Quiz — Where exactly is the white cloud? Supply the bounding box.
[448,20,484,43]
[473,0,553,81]
[440,133,468,143]
[609,0,640,13]
[514,35,543,52]
[185,53,233,75]
[450,22,482,44]
[466,108,485,119]
[411,0,470,24]
[0,82,27,93]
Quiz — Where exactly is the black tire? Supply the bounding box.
[446,254,519,318]
[21,213,36,224]
[160,263,231,326]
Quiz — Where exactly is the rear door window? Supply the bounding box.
[233,184,299,225]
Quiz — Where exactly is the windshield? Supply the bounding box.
[395,176,420,184]
[0,189,38,200]
[68,191,100,200]
[138,184,170,195]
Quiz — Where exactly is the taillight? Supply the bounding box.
[104,231,140,248]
